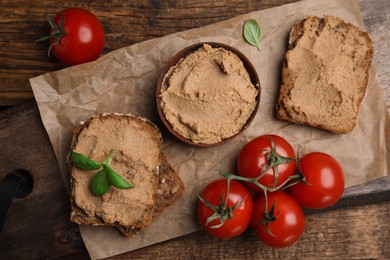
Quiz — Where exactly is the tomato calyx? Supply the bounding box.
[198,179,247,229]
[281,152,312,190]
[255,196,279,236]
[36,14,67,57]
[198,190,246,229]
[260,137,296,187]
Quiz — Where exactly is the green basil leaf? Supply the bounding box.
[243,19,262,50]
[91,170,110,196]
[104,164,133,189]
[72,151,102,170]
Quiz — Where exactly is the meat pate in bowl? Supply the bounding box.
[156,42,261,147]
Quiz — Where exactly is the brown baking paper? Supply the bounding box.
[30,0,390,258]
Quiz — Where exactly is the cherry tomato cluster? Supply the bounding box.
[198,134,345,247]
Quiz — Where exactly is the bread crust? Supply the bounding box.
[276,16,374,134]
[68,113,184,237]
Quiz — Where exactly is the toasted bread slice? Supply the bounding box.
[70,153,184,237]
[276,16,373,134]
[69,113,184,237]
[117,153,184,237]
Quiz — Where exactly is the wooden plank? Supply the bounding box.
[0,100,86,259]
[359,0,390,108]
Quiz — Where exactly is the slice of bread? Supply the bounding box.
[117,153,185,237]
[68,113,184,237]
[276,16,374,134]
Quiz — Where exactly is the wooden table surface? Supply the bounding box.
[0,0,389,259]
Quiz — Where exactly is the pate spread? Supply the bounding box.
[71,114,161,227]
[277,16,373,133]
[160,44,258,144]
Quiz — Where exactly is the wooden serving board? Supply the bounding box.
[0,100,389,259]
[0,100,87,259]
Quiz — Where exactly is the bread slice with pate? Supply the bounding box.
[276,15,374,134]
[68,113,184,237]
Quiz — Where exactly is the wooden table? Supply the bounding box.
[0,0,389,259]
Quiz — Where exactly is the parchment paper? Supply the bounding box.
[30,0,390,258]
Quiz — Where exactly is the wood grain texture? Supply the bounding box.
[0,100,86,259]
[0,0,389,259]
[358,0,390,111]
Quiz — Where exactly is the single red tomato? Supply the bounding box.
[289,152,345,209]
[197,179,253,239]
[41,8,105,65]
[238,134,297,191]
[251,191,305,248]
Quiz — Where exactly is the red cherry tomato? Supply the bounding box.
[251,191,305,247]
[197,179,253,239]
[46,8,105,65]
[289,152,345,209]
[238,134,297,191]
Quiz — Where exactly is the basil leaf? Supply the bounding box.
[104,164,133,189]
[243,19,262,50]
[72,151,102,170]
[91,170,110,196]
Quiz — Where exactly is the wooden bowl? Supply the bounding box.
[156,42,261,147]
